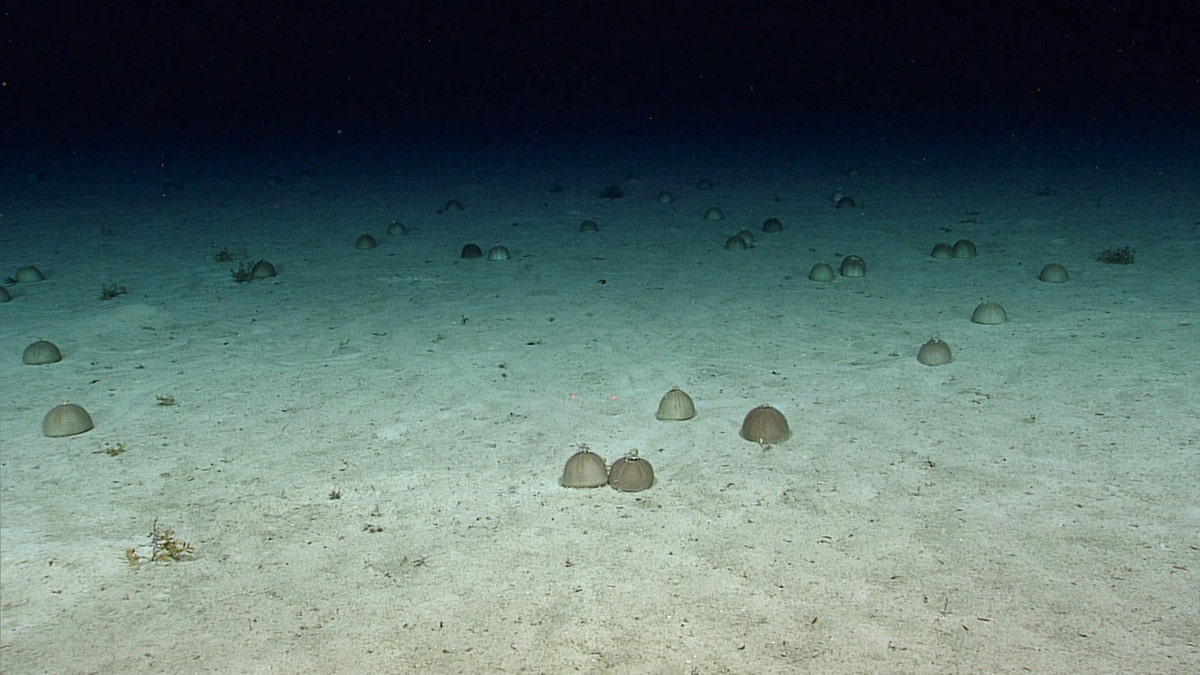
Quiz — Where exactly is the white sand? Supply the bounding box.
[2,135,1197,672]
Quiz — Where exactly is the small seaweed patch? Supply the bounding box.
[94,442,126,457]
[100,282,127,300]
[1098,246,1136,265]
[599,183,624,199]
[231,262,255,282]
[126,519,195,565]
[214,246,245,263]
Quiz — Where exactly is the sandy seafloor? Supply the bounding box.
[1,134,1197,673]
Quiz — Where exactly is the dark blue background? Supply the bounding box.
[4,2,1197,152]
